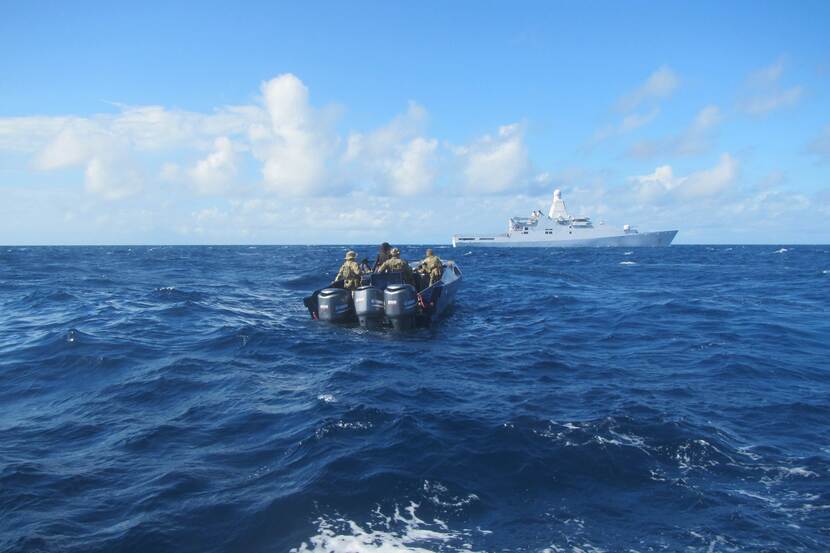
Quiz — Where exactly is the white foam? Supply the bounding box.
[779,466,818,478]
[464,251,473,256]
[623,251,633,256]
[423,480,479,508]
[315,420,373,439]
[774,248,788,254]
[291,503,481,553]
[619,261,637,265]
[317,394,336,403]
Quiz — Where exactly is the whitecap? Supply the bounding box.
[422,480,479,509]
[291,502,481,553]
[463,251,473,256]
[774,248,788,254]
[623,251,633,256]
[778,466,818,478]
[317,394,336,403]
[619,261,637,265]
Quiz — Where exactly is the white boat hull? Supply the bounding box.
[452,230,677,248]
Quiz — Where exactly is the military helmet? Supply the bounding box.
[381,242,391,251]
[345,250,357,260]
[391,247,400,256]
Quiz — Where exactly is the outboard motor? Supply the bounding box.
[384,283,418,331]
[316,288,353,323]
[354,285,385,329]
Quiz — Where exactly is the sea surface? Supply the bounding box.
[1,245,829,553]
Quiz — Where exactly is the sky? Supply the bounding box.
[1,1,829,245]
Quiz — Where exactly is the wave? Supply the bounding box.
[1,245,828,553]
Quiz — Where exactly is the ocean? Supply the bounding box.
[1,245,828,553]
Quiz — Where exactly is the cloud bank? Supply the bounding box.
[0,74,547,201]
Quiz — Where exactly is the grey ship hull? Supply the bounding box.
[453,229,677,248]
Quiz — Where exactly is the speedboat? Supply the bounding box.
[303,261,462,330]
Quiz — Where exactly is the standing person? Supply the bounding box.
[334,251,363,290]
[372,242,393,272]
[419,248,444,286]
[377,247,414,285]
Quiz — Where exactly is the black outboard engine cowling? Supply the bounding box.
[354,286,385,329]
[317,288,353,322]
[384,283,418,331]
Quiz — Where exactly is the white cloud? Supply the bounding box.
[593,108,661,144]
[590,67,678,148]
[0,74,538,201]
[159,162,182,182]
[619,108,661,133]
[619,66,679,111]
[742,86,803,116]
[628,105,722,159]
[749,58,785,87]
[388,137,438,196]
[741,58,803,116]
[188,136,238,194]
[342,101,437,195]
[457,123,532,194]
[84,156,143,200]
[254,74,331,195]
[629,153,738,202]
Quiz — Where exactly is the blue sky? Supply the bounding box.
[1,1,829,244]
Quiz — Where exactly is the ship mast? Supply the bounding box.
[548,189,569,219]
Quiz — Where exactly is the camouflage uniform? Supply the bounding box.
[336,251,362,290]
[420,249,444,286]
[377,248,414,284]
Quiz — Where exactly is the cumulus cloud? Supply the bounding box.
[342,102,438,196]
[252,74,332,195]
[456,123,532,194]
[387,137,438,196]
[628,105,722,159]
[0,73,535,202]
[188,136,238,194]
[740,58,803,116]
[629,153,738,202]
[84,156,143,200]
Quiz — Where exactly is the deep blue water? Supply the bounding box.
[1,245,829,553]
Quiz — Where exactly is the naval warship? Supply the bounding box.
[452,189,677,248]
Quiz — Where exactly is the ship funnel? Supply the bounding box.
[548,189,569,219]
